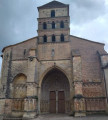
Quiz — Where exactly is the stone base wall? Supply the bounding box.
[85,98,106,112]
[0,99,13,118]
[0,99,5,116]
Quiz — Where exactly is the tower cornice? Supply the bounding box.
[37,16,70,20]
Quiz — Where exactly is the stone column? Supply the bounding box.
[72,55,86,117]
[23,83,38,118]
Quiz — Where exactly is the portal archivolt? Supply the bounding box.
[40,68,70,113]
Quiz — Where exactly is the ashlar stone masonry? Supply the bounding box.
[0,0,108,119]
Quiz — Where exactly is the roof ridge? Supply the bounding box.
[38,0,69,9]
[2,36,37,52]
[70,35,105,45]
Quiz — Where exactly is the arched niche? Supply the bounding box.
[13,73,27,85]
[12,73,27,113]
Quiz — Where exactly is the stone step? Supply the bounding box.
[3,117,37,120]
[3,118,22,120]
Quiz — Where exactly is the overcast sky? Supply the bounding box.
[0,0,108,74]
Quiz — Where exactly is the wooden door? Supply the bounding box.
[58,91,65,113]
[50,91,56,113]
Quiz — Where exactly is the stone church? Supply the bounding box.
[0,0,108,119]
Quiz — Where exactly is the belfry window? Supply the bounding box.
[61,34,64,42]
[51,10,55,17]
[60,21,64,28]
[43,35,47,43]
[52,21,55,29]
[43,22,47,29]
[52,35,56,42]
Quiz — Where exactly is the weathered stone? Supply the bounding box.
[0,0,108,119]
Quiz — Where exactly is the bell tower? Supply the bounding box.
[37,0,70,43]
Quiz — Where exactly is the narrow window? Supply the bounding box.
[52,35,56,42]
[24,49,26,55]
[43,22,47,29]
[43,35,47,43]
[61,34,64,42]
[60,21,64,28]
[52,21,55,29]
[51,10,55,17]
[51,49,55,57]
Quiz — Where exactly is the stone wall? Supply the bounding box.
[12,37,37,60]
[37,6,70,44]
[38,42,70,60]
[0,99,5,116]
[0,34,107,117]
[70,36,106,83]
[38,16,70,30]
[39,7,68,18]
[38,31,69,43]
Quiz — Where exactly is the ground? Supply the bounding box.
[32,114,108,120]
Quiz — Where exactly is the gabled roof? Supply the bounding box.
[38,0,69,9]
[2,35,105,53]
[2,36,37,52]
[70,35,105,45]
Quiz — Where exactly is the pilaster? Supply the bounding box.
[23,48,39,118]
[72,50,86,116]
[100,54,108,113]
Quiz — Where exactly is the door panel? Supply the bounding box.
[50,91,56,113]
[58,91,65,113]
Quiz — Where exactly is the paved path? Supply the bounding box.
[33,114,108,120]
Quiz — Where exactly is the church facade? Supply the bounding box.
[0,0,108,118]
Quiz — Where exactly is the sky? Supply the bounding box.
[0,0,108,74]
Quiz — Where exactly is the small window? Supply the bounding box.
[52,35,56,42]
[52,21,55,29]
[24,49,26,55]
[43,22,47,29]
[61,34,64,42]
[60,21,64,28]
[51,10,55,17]
[43,35,47,43]
[51,49,55,57]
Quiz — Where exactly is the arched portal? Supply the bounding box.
[40,68,70,114]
